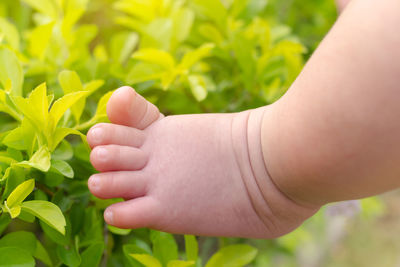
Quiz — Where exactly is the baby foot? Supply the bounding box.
[87,87,319,238]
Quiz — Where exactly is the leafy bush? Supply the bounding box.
[0,0,384,266]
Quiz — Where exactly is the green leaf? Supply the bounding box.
[51,127,86,151]
[62,0,90,35]
[50,159,74,178]
[15,146,51,172]
[178,43,215,71]
[18,209,36,223]
[188,75,208,101]
[27,21,55,59]
[57,245,81,267]
[39,219,68,246]
[58,70,83,94]
[167,260,195,267]
[0,46,23,96]
[184,235,198,262]
[110,31,139,64]
[0,215,11,236]
[107,225,131,235]
[80,242,104,267]
[21,0,58,18]
[4,204,21,219]
[58,71,104,123]
[3,118,36,153]
[52,140,73,160]
[150,230,178,266]
[130,254,162,267]
[12,83,48,131]
[172,8,194,43]
[132,49,175,70]
[205,244,258,267]
[21,200,66,235]
[49,91,90,128]
[0,247,35,267]
[191,0,227,29]
[34,239,52,266]
[0,231,37,256]
[2,167,25,201]
[83,80,104,93]
[0,17,20,50]
[6,179,35,208]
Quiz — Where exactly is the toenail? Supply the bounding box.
[89,176,100,191]
[95,147,108,160]
[104,209,114,224]
[90,127,103,143]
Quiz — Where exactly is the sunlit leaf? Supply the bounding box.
[132,49,175,70]
[130,254,162,267]
[205,244,257,267]
[167,260,195,267]
[50,159,74,178]
[0,17,20,50]
[15,146,51,172]
[21,200,66,235]
[150,230,179,266]
[22,0,58,19]
[6,179,35,208]
[184,235,198,262]
[49,91,90,127]
[0,46,23,95]
[178,43,215,71]
[27,21,55,59]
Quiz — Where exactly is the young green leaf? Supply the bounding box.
[130,254,162,267]
[132,49,175,70]
[178,43,215,71]
[188,75,208,101]
[0,17,20,50]
[107,225,131,235]
[27,21,55,59]
[205,244,258,267]
[6,179,35,208]
[150,230,179,266]
[21,0,58,19]
[51,127,86,151]
[49,91,90,128]
[15,146,51,172]
[3,118,36,153]
[21,200,66,235]
[0,46,23,96]
[58,70,83,94]
[167,260,195,267]
[184,235,198,262]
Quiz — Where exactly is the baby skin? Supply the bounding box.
[87,87,318,239]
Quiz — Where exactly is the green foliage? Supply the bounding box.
[0,0,383,266]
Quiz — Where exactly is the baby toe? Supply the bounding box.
[103,197,162,229]
[87,123,145,148]
[90,145,148,172]
[106,86,162,130]
[88,171,148,199]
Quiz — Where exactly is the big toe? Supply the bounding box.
[107,86,162,130]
